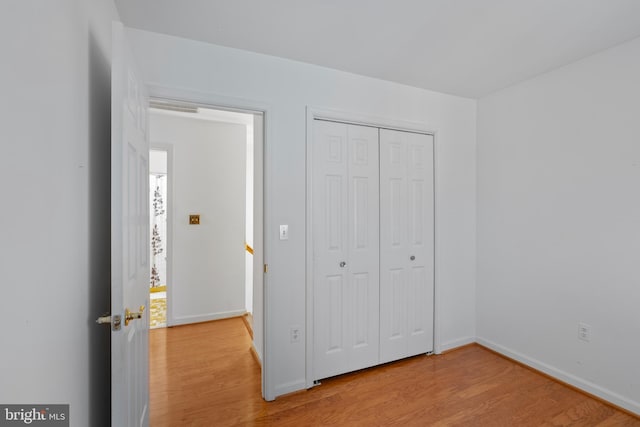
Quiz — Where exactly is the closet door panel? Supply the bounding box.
[380,130,409,363]
[346,124,380,372]
[313,121,379,379]
[406,132,434,357]
[380,129,434,363]
[313,120,349,379]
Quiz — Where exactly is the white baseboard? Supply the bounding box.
[170,309,246,327]
[476,337,640,416]
[273,379,306,399]
[251,341,262,365]
[439,336,475,353]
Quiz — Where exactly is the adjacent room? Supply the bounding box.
[146,104,261,330]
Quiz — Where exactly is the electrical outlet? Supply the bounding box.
[290,326,301,343]
[578,322,591,342]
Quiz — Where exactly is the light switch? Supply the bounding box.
[279,225,289,240]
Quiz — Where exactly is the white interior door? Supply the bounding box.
[312,120,379,380]
[379,129,434,364]
[111,21,150,427]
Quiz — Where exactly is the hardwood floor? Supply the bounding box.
[149,318,639,426]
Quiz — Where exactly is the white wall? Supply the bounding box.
[0,1,118,426]
[477,37,640,414]
[150,112,247,325]
[128,29,477,399]
[150,149,167,174]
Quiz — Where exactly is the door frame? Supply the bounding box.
[305,106,441,389]
[146,84,274,400]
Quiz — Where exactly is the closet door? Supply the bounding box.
[379,129,434,364]
[313,120,380,380]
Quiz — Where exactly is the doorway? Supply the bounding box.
[146,98,266,399]
[149,148,169,329]
[147,103,263,327]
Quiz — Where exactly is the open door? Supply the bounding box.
[111,21,150,427]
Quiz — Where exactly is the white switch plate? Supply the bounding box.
[279,224,289,240]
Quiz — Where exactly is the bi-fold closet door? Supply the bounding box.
[379,129,435,364]
[312,120,381,380]
[312,119,434,381]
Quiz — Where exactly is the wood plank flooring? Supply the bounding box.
[149,318,640,426]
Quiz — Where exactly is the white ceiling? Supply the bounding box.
[114,0,640,98]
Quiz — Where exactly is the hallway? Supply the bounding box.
[150,318,260,425]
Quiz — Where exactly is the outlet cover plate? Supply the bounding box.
[578,322,591,342]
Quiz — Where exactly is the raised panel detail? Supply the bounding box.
[325,175,342,251]
[127,69,138,120]
[389,268,405,339]
[352,273,369,348]
[408,267,426,335]
[126,331,135,426]
[353,139,368,165]
[353,177,368,250]
[389,179,402,247]
[410,179,424,246]
[128,143,138,280]
[389,142,402,165]
[327,275,344,353]
[140,156,149,268]
[410,145,424,169]
[327,136,343,163]
[138,94,147,134]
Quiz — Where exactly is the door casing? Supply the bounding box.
[145,85,273,400]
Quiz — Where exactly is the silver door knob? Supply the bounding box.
[410,255,416,261]
[339,261,347,268]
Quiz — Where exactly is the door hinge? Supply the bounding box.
[264,264,268,273]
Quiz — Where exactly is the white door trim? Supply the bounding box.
[145,84,275,401]
[305,106,441,388]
